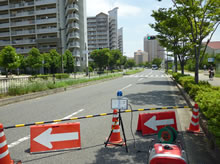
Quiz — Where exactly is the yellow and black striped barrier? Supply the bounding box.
[3,106,189,130]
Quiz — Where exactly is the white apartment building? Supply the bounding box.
[0,0,88,69]
[87,7,123,53]
[144,35,165,62]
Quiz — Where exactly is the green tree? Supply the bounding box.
[0,46,20,78]
[108,49,123,71]
[49,49,61,74]
[42,53,51,74]
[90,48,110,71]
[18,54,28,74]
[26,48,43,74]
[64,50,75,73]
[125,59,136,69]
[152,58,162,68]
[171,0,220,83]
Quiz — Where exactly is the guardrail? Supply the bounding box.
[2,106,189,130]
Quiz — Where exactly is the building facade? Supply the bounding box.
[144,35,164,62]
[134,50,148,65]
[118,27,123,53]
[0,0,88,69]
[87,7,123,53]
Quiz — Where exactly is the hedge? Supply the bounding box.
[172,72,220,146]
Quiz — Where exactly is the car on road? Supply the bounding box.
[152,64,158,70]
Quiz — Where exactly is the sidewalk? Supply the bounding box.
[181,70,220,86]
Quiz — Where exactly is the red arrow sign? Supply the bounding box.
[140,111,177,135]
[30,122,81,153]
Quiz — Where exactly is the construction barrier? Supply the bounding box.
[2,106,189,130]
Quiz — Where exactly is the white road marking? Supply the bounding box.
[138,78,144,81]
[8,109,84,148]
[120,84,132,91]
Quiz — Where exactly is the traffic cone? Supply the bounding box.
[187,104,200,133]
[106,109,124,146]
[137,113,143,131]
[0,123,14,164]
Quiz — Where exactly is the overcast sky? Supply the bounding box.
[86,0,220,57]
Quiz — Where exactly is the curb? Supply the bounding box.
[0,76,120,107]
[170,76,220,156]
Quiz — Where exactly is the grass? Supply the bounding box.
[215,73,220,78]
[4,69,143,97]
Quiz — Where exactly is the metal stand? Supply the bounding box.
[104,110,128,152]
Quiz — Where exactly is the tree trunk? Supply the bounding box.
[6,68,8,78]
[174,54,178,72]
[194,45,199,84]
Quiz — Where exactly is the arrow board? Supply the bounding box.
[34,128,79,149]
[144,116,174,131]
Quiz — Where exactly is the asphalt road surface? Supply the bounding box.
[0,69,219,164]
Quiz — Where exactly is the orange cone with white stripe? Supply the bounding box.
[0,123,14,164]
[187,104,200,133]
[106,109,124,146]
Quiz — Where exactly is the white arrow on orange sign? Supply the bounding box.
[144,116,174,131]
[33,128,79,149]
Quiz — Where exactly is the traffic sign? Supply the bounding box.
[30,122,81,153]
[140,111,177,135]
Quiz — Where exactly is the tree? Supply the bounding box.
[0,46,20,78]
[150,8,191,74]
[26,48,43,74]
[152,58,162,68]
[90,48,110,71]
[171,0,220,83]
[125,59,136,69]
[18,54,28,74]
[63,50,75,73]
[108,49,123,71]
[49,49,61,74]
[42,53,51,74]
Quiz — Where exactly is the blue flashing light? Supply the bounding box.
[117,90,123,97]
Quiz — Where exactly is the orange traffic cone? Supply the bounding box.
[106,109,124,146]
[0,123,14,164]
[187,104,200,133]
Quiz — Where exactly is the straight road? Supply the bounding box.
[0,69,218,163]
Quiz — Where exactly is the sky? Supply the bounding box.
[86,0,220,58]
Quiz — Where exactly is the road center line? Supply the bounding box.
[120,84,132,91]
[8,109,85,148]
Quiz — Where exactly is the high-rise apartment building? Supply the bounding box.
[134,50,148,65]
[118,27,123,53]
[144,35,164,62]
[0,0,88,69]
[87,7,123,53]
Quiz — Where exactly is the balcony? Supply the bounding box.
[67,13,79,21]
[0,40,10,46]
[12,39,36,45]
[11,20,35,26]
[0,5,9,10]
[10,11,34,18]
[67,41,80,49]
[71,50,80,57]
[0,14,9,19]
[16,48,32,54]
[9,2,34,9]
[11,30,35,36]
[66,4,79,15]
[67,22,79,29]
[35,0,56,6]
[37,28,57,33]
[36,18,57,24]
[0,23,9,28]
[36,8,57,15]
[67,32,80,41]
[0,32,10,37]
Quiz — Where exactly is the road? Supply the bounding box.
[0,69,219,163]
